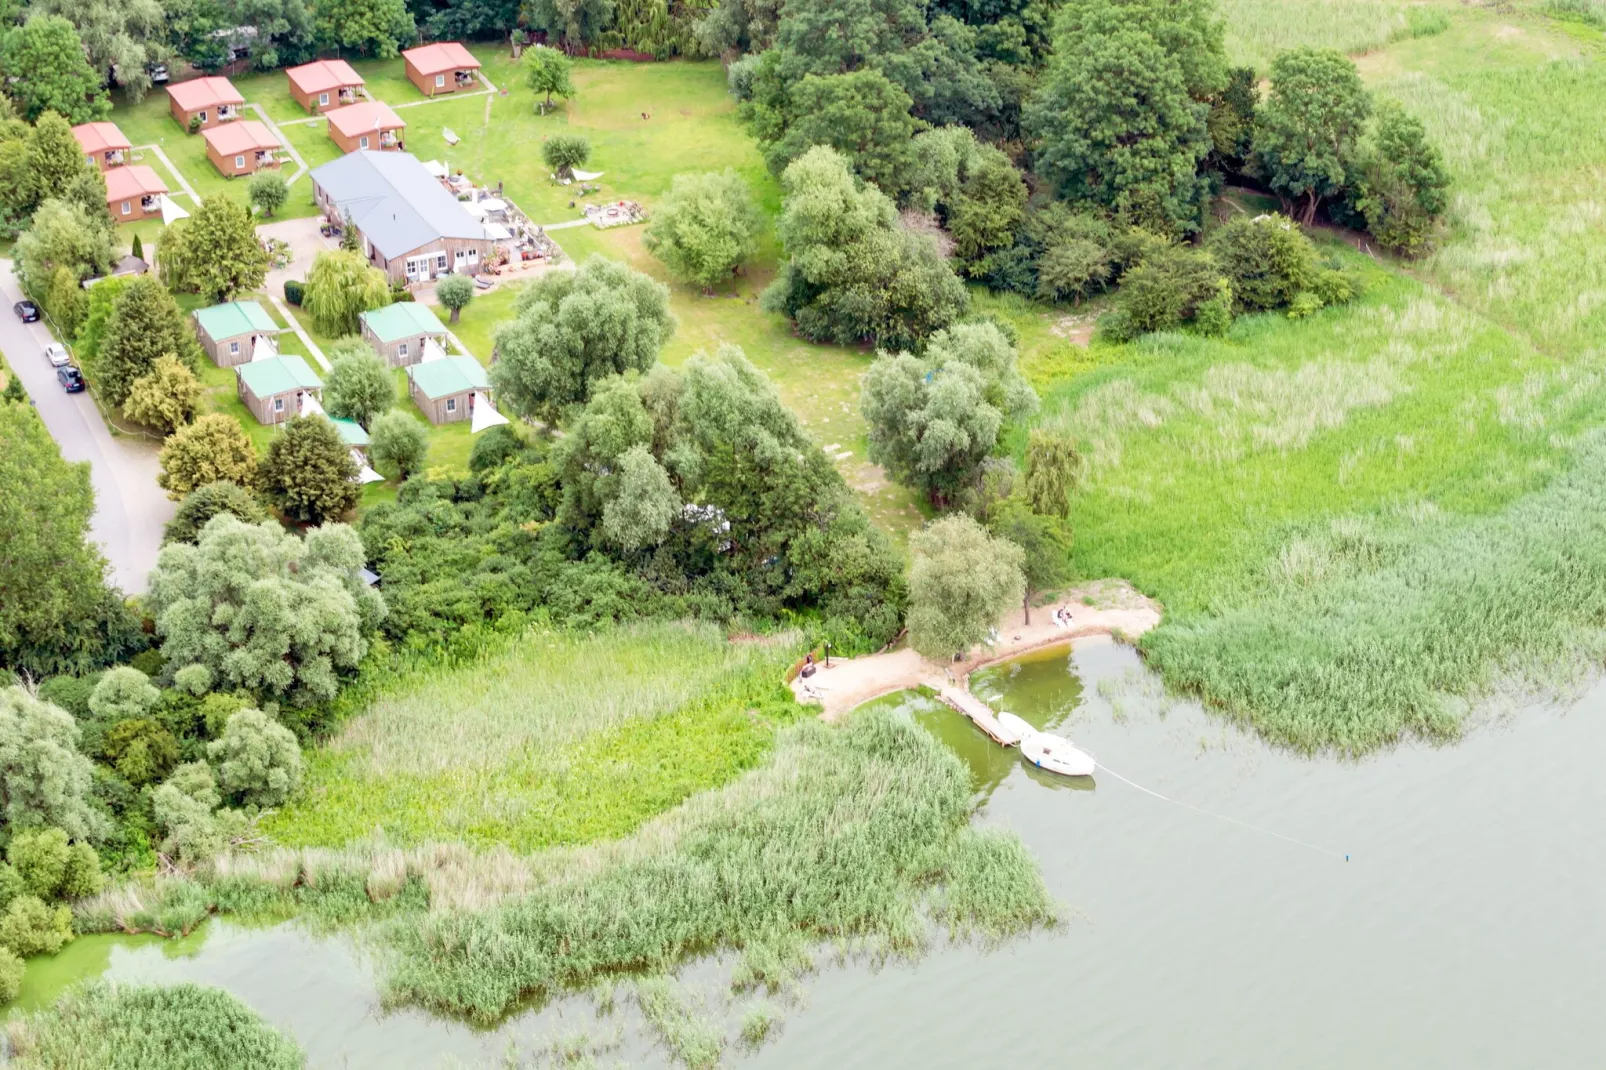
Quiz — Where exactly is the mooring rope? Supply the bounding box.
[1095,762,1350,861]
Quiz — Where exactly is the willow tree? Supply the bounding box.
[303,250,391,336]
[906,515,1024,658]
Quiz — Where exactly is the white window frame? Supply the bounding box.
[398,342,408,357]
[120,201,131,216]
[436,253,448,270]
[435,74,445,88]
[359,135,369,149]
[318,91,329,106]
[229,340,240,355]
[466,247,479,262]
[445,397,456,413]
[454,248,466,263]
[235,154,245,168]
[198,110,208,124]
[273,396,284,412]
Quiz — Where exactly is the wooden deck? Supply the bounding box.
[938,687,1023,747]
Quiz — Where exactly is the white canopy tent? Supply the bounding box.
[485,222,512,241]
[460,200,487,217]
[421,337,448,363]
[423,159,449,177]
[477,198,506,214]
[251,334,279,362]
[470,391,508,434]
[300,392,325,417]
[350,448,384,484]
[159,195,189,224]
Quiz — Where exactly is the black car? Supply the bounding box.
[14,300,39,323]
[56,365,84,393]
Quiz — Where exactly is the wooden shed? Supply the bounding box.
[202,120,282,177]
[407,354,489,424]
[167,77,244,131]
[194,301,282,367]
[402,42,481,97]
[285,59,364,114]
[360,301,446,366]
[236,354,323,425]
[324,101,405,154]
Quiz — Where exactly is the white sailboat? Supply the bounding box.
[1019,730,1096,777]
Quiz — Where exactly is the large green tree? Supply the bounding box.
[313,0,415,57]
[162,197,269,303]
[0,687,103,842]
[15,198,112,295]
[27,112,100,213]
[643,170,761,291]
[0,405,141,677]
[97,276,202,406]
[1357,100,1450,256]
[490,254,674,424]
[368,409,428,480]
[764,70,924,196]
[1252,47,1371,225]
[123,354,204,434]
[520,0,614,50]
[986,495,1071,623]
[523,44,574,110]
[257,414,360,525]
[248,170,289,218]
[322,341,394,428]
[762,146,967,350]
[208,709,303,808]
[158,414,258,499]
[163,480,266,545]
[146,516,385,705]
[302,251,390,336]
[906,514,1024,658]
[0,16,110,123]
[34,0,168,102]
[861,321,1038,507]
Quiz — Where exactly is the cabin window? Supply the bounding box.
[466,247,479,262]
[274,397,284,412]
[198,110,208,124]
[235,155,245,168]
[436,254,448,270]
[446,397,456,413]
[359,136,369,149]
[435,74,445,88]
[120,201,131,215]
[399,342,408,356]
[319,92,329,106]
[229,341,240,355]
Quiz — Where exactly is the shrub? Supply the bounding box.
[88,666,160,722]
[208,709,303,809]
[1105,246,1233,340]
[102,718,181,786]
[0,945,21,1002]
[369,409,430,481]
[468,424,522,473]
[37,675,99,720]
[1205,215,1316,313]
[0,894,73,957]
[283,279,304,306]
[0,687,103,842]
[158,414,257,500]
[123,354,203,435]
[7,828,100,901]
[163,481,265,545]
[1287,291,1324,319]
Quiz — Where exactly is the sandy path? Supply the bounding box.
[795,579,1163,719]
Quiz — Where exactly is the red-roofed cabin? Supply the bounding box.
[167,76,245,131]
[72,122,132,171]
[285,59,364,114]
[402,42,480,97]
[106,165,168,220]
[202,120,282,177]
[324,101,406,154]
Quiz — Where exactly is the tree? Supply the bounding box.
[45,265,86,338]
[0,406,141,677]
[102,717,180,785]
[7,827,101,901]
[905,514,1024,658]
[248,170,289,218]
[208,709,303,808]
[600,443,679,551]
[33,0,168,102]
[313,0,415,57]
[1252,47,1371,225]
[643,170,762,291]
[158,414,259,499]
[302,250,390,336]
[986,495,1071,622]
[98,276,201,406]
[368,410,428,480]
[88,665,160,722]
[2,374,24,404]
[27,113,99,217]
[146,516,384,705]
[322,344,394,428]
[0,687,102,841]
[523,44,574,110]
[0,894,73,957]
[541,134,590,180]
[1036,239,1111,303]
[257,415,360,524]
[0,947,19,1002]
[1026,22,1211,234]
[162,196,269,302]
[946,144,1027,267]
[490,254,673,423]
[163,481,266,544]
[123,355,204,434]
[1023,428,1079,517]
[434,272,475,324]
[0,16,110,123]
[764,70,924,196]
[1357,100,1450,256]
[521,0,613,50]
[762,146,967,350]
[73,275,128,376]
[15,199,112,295]
[861,321,1038,507]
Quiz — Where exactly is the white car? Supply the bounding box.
[43,343,70,368]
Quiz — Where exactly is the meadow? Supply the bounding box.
[263,623,804,850]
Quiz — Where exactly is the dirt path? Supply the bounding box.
[794,579,1162,719]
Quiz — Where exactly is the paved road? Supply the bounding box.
[0,264,173,594]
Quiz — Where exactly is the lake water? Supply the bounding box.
[14,636,1606,1067]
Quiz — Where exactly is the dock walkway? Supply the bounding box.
[937,687,1023,747]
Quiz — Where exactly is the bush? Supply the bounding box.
[0,945,21,1002]
[164,481,265,545]
[0,894,73,957]
[1206,215,1316,313]
[468,424,521,473]
[102,718,181,786]
[158,414,258,500]
[7,828,101,901]
[1287,291,1324,319]
[37,674,100,720]
[208,709,303,809]
[88,666,160,722]
[1310,266,1359,306]
[283,279,303,306]
[1105,246,1233,340]
[369,410,429,481]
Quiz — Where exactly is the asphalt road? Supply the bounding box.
[0,263,173,594]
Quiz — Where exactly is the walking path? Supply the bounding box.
[246,104,309,187]
[391,74,498,111]
[268,293,330,371]
[137,144,201,202]
[792,579,1163,719]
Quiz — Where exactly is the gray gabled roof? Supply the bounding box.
[310,150,488,261]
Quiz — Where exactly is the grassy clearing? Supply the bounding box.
[263,623,802,851]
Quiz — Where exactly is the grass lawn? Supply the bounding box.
[263,622,801,850]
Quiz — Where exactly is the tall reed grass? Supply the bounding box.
[1221,0,1413,68]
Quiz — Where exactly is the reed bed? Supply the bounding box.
[1221,0,1413,68]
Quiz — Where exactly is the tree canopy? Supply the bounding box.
[33,0,169,102]
[523,44,574,109]
[643,170,762,291]
[303,251,390,336]
[368,409,428,480]
[1252,47,1370,225]
[906,514,1024,657]
[16,197,112,295]
[434,273,475,323]
[322,342,395,428]
[96,276,202,407]
[490,254,674,423]
[0,688,102,842]
[161,197,269,302]
[248,170,289,218]
[123,354,204,434]
[257,414,361,525]
[0,16,110,123]
[158,414,259,499]
[1357,100,1450,255]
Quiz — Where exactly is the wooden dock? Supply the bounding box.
[937,687,1023,747]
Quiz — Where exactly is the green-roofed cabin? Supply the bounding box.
[360,301,447,367]
[331,416,371,448]
[194,300,283,367]
[407,354,489,425]
[236,354,323,425]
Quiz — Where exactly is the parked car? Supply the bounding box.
[43,343,70,368]
[56,365,84,393]
[13,300,39,322]
[147,63,169,84]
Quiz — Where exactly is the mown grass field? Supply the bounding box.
[263,623,805,850]
[1012,3,1606,752]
